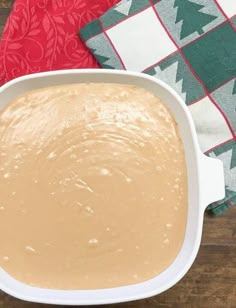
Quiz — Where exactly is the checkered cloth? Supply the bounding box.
[79,0,236,215]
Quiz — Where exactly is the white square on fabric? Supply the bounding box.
[216,0,236,18]
[189,96,233,152]
[106,8,177,71]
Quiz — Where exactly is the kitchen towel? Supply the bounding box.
[0,0,119,86]
[80,0,236,215]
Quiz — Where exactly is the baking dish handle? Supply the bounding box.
[199,153,225,212]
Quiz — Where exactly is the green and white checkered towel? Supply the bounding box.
[79,0,236,215]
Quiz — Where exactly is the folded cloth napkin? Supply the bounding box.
[80,0,236,215]
[0,0,119,85]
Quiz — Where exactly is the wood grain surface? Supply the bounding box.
[0,1,236,307]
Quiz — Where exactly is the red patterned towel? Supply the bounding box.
[0,0,119,86]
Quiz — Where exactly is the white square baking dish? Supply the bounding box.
[0,69,225,305]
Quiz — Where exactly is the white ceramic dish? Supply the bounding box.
[0,69,225,305]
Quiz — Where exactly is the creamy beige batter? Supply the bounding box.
[0,83,187,290]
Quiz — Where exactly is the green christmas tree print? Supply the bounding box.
[233,79,236,95]
[148,53,205,104]
[91,49,114,69]
[174,0,217,39]
[231,143,236,169]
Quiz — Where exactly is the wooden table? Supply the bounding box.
[0,1,236,307]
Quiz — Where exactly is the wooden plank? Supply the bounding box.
[202,208,236,247]
[0,0,14,8]
[0,8,11,38]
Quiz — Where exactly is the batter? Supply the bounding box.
[0,83,187,289]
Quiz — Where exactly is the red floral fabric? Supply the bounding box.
[0,0,119,86]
